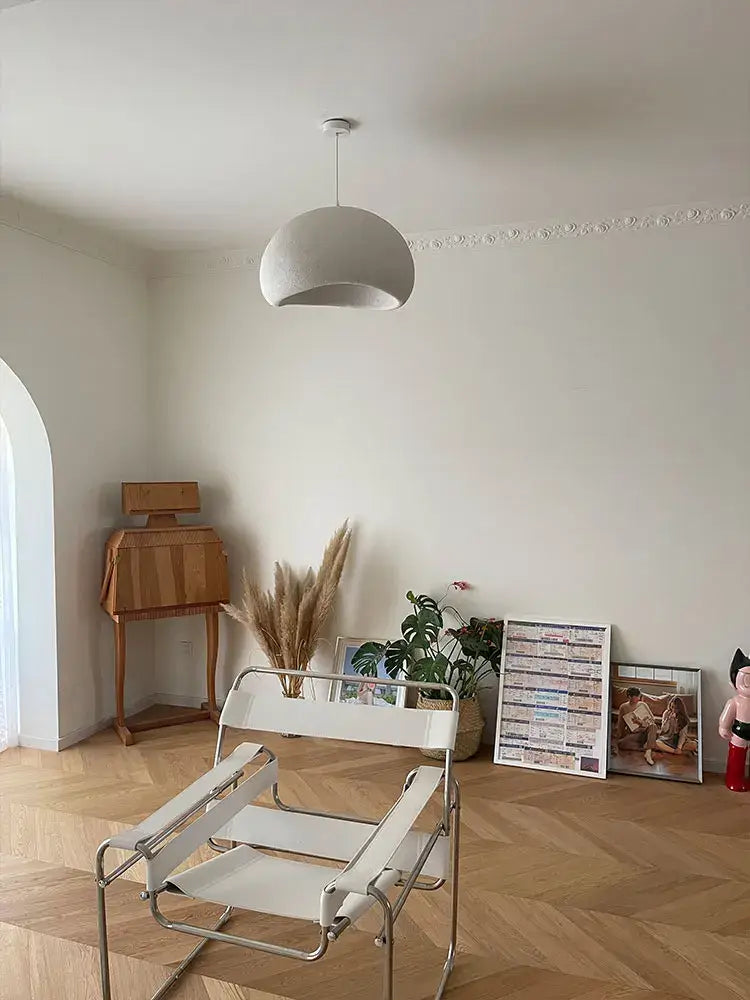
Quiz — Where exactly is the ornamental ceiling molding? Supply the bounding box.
[152,199,750,278]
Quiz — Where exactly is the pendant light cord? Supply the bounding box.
[334,131,340,206]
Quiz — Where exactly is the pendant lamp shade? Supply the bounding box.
[259,206,415,309]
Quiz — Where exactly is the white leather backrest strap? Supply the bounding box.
[109,742,263,851]
[146,756,278,891]
[220,690,458,750]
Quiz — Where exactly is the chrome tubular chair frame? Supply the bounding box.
[95,666,461,1000]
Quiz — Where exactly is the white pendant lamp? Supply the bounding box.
[259,119,414,309]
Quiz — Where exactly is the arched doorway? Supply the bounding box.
[0,358,57,748]
[0,415,17,749]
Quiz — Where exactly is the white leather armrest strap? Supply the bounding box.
[332,766,444,897]
[146,755,278,890]
[109,742,264,851]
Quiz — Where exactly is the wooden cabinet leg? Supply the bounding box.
[113,620,134,746]
[205,609,220,724]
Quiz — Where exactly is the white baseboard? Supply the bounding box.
[53,694,157,751]
[18,733,60,752]
[51,692,214,751]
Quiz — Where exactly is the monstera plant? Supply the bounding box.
[351,585,502,760]
[351,585,503,701]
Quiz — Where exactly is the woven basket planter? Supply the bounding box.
[416,694,484,761]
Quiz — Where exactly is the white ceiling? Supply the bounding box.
[2,0,749,250]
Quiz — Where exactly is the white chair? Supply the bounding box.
[95,667,461,1000]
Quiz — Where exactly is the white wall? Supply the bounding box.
[0,221,153,746]
[150,218,750,770]
[9,193,742,765]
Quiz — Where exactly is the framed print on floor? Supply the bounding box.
[329,637,407,708]
[494,617,611,779]
[608,662,703,783]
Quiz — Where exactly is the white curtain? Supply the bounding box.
[0,416,18,751]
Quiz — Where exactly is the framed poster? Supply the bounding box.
[494,617,611,779]
[608,662,702,783]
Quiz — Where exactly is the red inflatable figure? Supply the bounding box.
[719,648,750,791]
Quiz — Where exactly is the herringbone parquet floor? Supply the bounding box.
[0,717,746,1000]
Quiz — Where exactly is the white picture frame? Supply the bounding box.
[329,636,407,709]
[494,616,612,779]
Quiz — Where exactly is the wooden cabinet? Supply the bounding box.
[101,526,228,617]
[100,483,229,745]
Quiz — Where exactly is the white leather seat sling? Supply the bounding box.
[95,667,461,1000]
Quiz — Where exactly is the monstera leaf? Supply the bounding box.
[351,641,387,677]
[383,639,413,678]
[411,652,447,681]
[401,608,442,649]
[406,592,441,615]
[351,639,415,681]
[410,652,454,697]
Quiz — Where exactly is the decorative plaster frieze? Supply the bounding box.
[406,202,750,253]
[148,246,259,277]
[151,199,750,278]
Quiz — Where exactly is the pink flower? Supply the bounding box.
[451,580,471,591]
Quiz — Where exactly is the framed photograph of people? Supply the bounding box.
[329,637,406,708]
[608,663,702,783]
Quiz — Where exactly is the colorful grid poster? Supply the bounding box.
[493,618,611,779]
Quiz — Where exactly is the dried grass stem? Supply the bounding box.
[224,521,351,697]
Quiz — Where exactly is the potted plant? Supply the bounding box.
[352,583,503,760]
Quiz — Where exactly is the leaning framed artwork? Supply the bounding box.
[608,663,703,783]
[494,617,611,779]
[330,637,407,708]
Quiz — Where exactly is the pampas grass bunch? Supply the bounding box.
[224,521,351,697]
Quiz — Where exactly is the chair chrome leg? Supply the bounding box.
[96,841,113,1000]
[369,886,394,1000]
[383,911,394,1000]
[435,780,460,1000]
